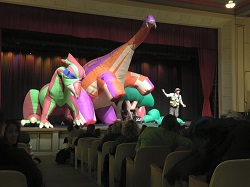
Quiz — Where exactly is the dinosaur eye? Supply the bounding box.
[80,77,84,81]
[63,68,77,79]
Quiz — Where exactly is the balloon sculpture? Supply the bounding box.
[21,15,156,127]
[77,14,156,125]
[21,53,86,128]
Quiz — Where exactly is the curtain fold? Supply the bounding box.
[199,48,217,117]
[0,28,2,108]
[0,3,217,49]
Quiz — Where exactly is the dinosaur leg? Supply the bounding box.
[124,71,154,95]
[97,72,125,101]
[40,94,56,128]
[66,94,86,126]
[21,89,41,126]
[76,90,96,126]
[96,105,117,125]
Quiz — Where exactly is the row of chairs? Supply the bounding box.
[94,140,250,187]
[150,150,250,187]
[73,137,102,173]
[1,138,250,187]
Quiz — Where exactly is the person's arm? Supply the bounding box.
[8,148,43,187]
[162,89,172,97]
[179,95,186,107]
[174,134,193,148]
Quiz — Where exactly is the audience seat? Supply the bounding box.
[80,137,99,173]
[75,137,93,170]
[189,158,250,187]
[97,141,115,185]
[109,142,137,187]
[126,146,171,187]
[0,170,28,187]
[150,150,192,187]
[88,139,102,176]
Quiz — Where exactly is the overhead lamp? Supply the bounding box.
[225,1,236,9]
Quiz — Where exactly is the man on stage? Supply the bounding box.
[162,88,186,117]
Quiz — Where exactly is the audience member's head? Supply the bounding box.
[74,124,80,130]
[188,116,214,140]
[67,125,75,132]
[140,124,147,134]
[161,114,179,132]
[106,124,113,135]
[0,120,21,146]
[122,119,139,139]
[86,124,95,134]
[94,128,101,137]
[112,120,122,134]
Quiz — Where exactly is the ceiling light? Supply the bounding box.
[225,1,236,9]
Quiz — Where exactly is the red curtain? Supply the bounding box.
[0,3,217,117]
[0,3,217,49]
[0,29,1,107]
[199,49,217,117]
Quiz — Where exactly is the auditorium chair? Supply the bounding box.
[0,170,27,187]
[150,150,192,187]
[126,146,171,187]
[80,137,98,173]
[97,141,115,185]
[88,139,102,177]
[189,158,250,187]
[74,137,94,170]
[109,142,137,187]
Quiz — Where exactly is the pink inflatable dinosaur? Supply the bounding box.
[21,54,86,128]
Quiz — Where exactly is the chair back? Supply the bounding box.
[83,137,98,163]
[101,141,116,171]
[75,137,90,169]
[115,143,137,180]
[209,158,250,187]
[134,146,171,187]
[0,170,28,187]
[90,139,102,169]
[163,150,192,187]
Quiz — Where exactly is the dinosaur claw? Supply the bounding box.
[39,123,44,128]
[154,23,157,29]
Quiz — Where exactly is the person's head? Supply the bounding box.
[188,116,214,140]
[106,124,113,135]
[94,128,101,137]
[140,124,147,134]
[86,124,95,134]
[175,88,181,94]
[67,124,74,132]
[74,125,80,130]
[122,119,139,139]
[161,114,179,132]
[0,120,21,146]
[112,120,122,134]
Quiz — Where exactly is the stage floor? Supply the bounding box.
[22,121,191,131]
